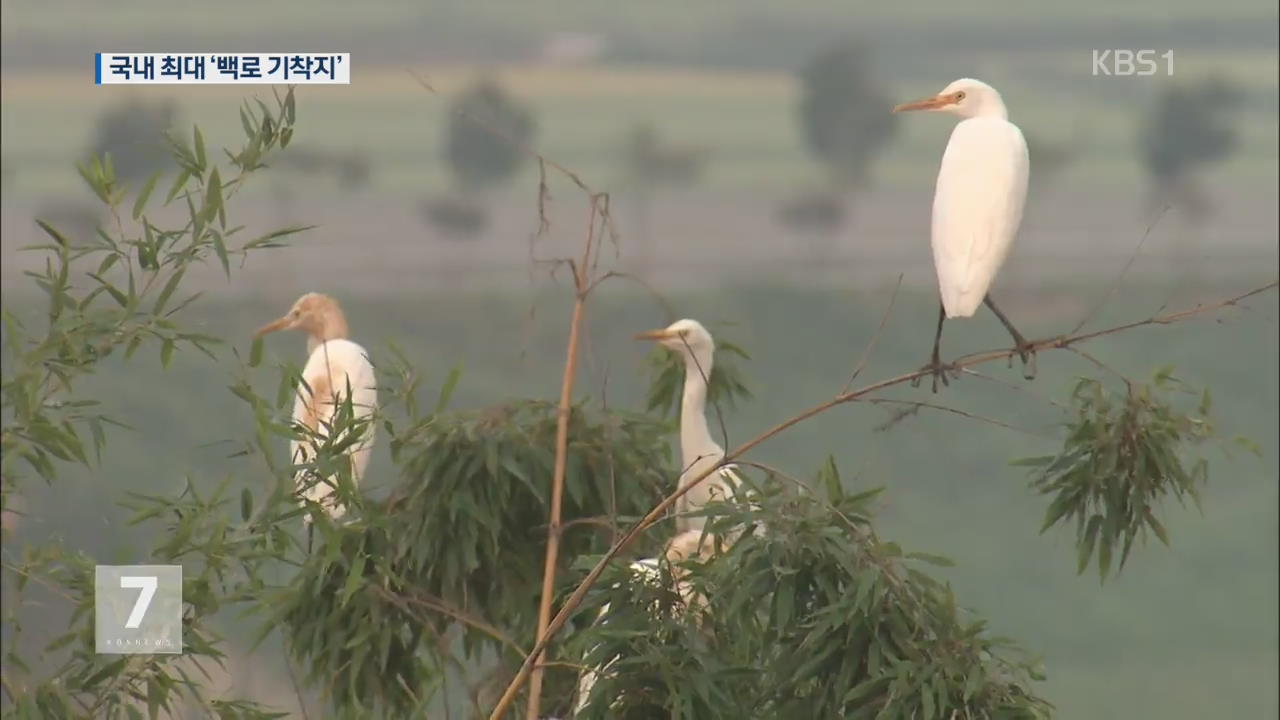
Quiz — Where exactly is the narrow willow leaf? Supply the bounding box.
[164,168,192,205]
[905,552,955,568]
[153,269,185,315]
[249,336,265,368]
[1078,514,1102,575]
[193,125,207,171]
[211,231,230,278]
[1097,525,1114,581]
[434,364,462,414]
[132,170,162,220]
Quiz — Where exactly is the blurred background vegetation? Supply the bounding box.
[1,0,1276,717]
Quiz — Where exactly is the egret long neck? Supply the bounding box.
[306,311,350,354]
[974,94,1008,119]
[679,349,718,469]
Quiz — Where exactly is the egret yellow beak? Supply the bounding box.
[254,316,292,338]
[893,92,961,113]
[634,328,676,341]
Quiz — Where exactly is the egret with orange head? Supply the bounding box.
[256,292,377,536]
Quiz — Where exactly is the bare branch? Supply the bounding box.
[373,586,529,658]
[410,71,595,196]
[862,398,1049,437]
[1072,205,1168,334]
[955,368,1069,412]
[486,279,1278,719]
[844,273,904,393]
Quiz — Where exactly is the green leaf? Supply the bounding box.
[147,675,162,719]
[1078,514,1102,575]
[340,552,366,607]
[1097,523,1114,581]
[153,269,185,316]
[211,231,230,279]
[164,168,192,205]
[249,336,265,368]
[240,224,315,250]
[434,364,462,414]
[1009,455,1055,467]
[206,167,226,229]
[239,107,256,140]
[921,677,936,720]
[240,488,254,521]
[193,125,207,171]
[35,219,71,248]
[132,170,162,220]
[905,552,955,568]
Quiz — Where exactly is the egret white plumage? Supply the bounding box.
[634,319,744,533]
[894,78,1034,392]
[573,529,719,715]
[255,293,377,533]
[575,321,760,714]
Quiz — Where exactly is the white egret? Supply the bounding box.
[573,529,720,715]
[894,78,1034,392]
[255,293,377,532]
[634,319,744,533]
[576,321,757,714]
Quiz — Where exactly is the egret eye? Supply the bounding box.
[955,91,966,101]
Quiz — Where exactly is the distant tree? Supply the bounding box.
[421,193,490,239]
[621,122,706,189]
[426,78,536,239]
[1023,126,1086,203]
[444,78,536,192]
[1140,77,1242,223]
[797,41,898,191]
[86,97,177,186]
[619,122,708,270]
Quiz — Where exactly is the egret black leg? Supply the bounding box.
[307,521,314,554]
[912,302,952,393]
[983,294,1035,378]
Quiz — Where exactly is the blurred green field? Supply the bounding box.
[4,274,1277,719]
[3,0,1275,41]
[2,2,1277,715]
[3,60,1278,199]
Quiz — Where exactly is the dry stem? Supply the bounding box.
[487,279,1277,719]
[524,195,605,719]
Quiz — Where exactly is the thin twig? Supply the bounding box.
[582,270,677,320]
[1071,205,1168,334]
[525,195,603,720]
[1066,346,1130,386]
[485,279,1277,719]
[955,368,1069,412]
[860,398,1048,437]
[374,586,529,658]
[844,273,904,393]
[281,646,312,720]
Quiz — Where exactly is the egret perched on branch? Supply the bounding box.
[573,529,720,715]
[635,319,744,533]
[894,78,1034,392]
[255,293,377,535]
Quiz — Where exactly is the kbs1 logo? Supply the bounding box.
[1092,50,1174,77]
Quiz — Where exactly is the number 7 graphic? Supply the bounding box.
[120,576,158,629]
